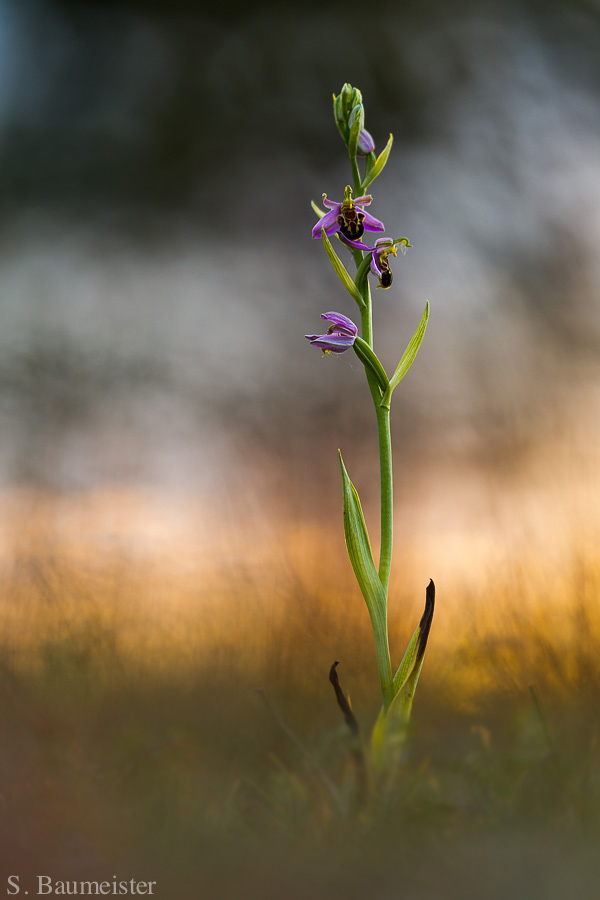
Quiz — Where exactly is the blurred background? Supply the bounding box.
[1,0,600,895]
[2,0,600,506]
[1,0,599,517]
[2,0,599,632]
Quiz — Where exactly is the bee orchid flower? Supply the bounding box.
[311,185,385,242]
[369,237,400,289]
[340,235,411,290]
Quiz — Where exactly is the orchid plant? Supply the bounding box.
[307,84,434,763]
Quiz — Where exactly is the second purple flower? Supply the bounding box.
[305,312,358,354]
[340,235,409,290]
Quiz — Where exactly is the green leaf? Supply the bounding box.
[371,580,435,766]
[387,579,435,722]
[364,150,377,180]
[339,451,393,708]
[311,200,326,219]
[354,253,372,293]
[361,133,393,192]
[321,229,365,308]
[352,337,390,395]
[381,300,429,410]
[371,615,421,758]
[339,451,386,625]
[392,621,422,694]
[370,706,386,761]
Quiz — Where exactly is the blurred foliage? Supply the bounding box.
[1,505,600,896]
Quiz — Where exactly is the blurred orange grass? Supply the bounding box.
[1,468,599,714]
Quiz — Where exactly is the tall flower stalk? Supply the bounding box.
[307,84,434,761]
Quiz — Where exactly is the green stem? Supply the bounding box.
[351,156,362,197]
[376,403,393,595]
[374,621,394,711]
[346,156,395,708]
[356,282,394,707]
[357,286,393,592]
[359,281,373,347]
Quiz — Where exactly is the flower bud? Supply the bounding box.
[350,86,363,111]
[357,129,375,156]
[340,83,354,117]
[333,90,350,143]
[348,102,365,160]
[333,83,365,148]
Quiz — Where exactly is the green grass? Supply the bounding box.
[1,493,600,898]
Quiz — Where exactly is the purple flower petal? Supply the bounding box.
[338,234,375,252]
[361,210,385,233]
[306,333,356,353]
[321,311,358,335]
[312,189,384,241]
[306,310,358,354]
[312,208,341,239]
[370,252,383,278]
[357,129,375,156]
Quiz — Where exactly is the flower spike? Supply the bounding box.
[307,84,433,757]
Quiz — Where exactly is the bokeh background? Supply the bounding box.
[1,0,600,897]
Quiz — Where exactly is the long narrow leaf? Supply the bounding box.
[381,300,429,409]
[387,580,435,721]
[370,706,386,762]
[364,150,377,181]
[392,621,422,694]
[321,229,365,308]
[339,452,393,706]
[361,133,393,192]
[338,451,387,629]
[372,580,435,763]
[354,253,372,293]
